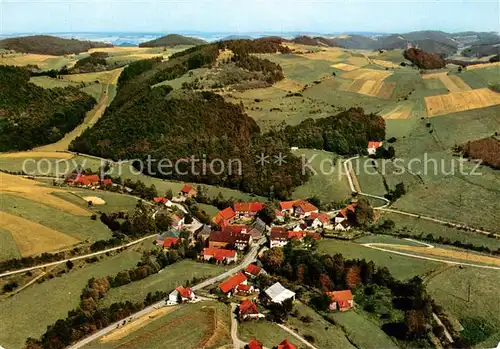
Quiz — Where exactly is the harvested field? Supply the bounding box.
[0,151,73,159]
[0,211,79,256]
[100,307,179,343]
[341,68,393,80]
[373,59,400,68]
[346,56,369,67]
[422,72,471,92]
[0,173,90,216]
[376,82,396,99]
[87,47,146,54]
[273,78,306,92]
[466,61,500,70]
[343,78,395,99]
[425,88,500,117]
[331,62,359,71]
[383,104,413,119]
[299,49,344,62]
[83,196,106,205]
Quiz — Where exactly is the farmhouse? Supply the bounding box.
[248,218,266,239]
[293,200,319,218]
[213,207,236,227]
[153,196,172,207]
[168,286,195,304]
[219,272,248,295]
[162,237,183,249]
[236,283,255,296]
[270,227,288,248]
[279,200,298,215]
[67,174,111,188]
[326,290,354,311]
[334,203,357,231]
[264,282,296,304]
[171,214,185,230]
[245,263,264,278]
[306,212,332,229]
[209,230,252,250]
[277,339,297,349]
[234,202,265,218]
[180,184,197,197]
[247,339,264,349]
[367,141,383,155]
[335,220,352,231]
[287,230,305,241]
[202,247,237,263]
[239,300,263,320]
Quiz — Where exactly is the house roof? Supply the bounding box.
[287,231,305,240]
[326,290,353,303]
[154,196,168,204]
[223,225,248,234]
[202,247,236,259]
[234,202,265,213]
[213,207,236,226]
[175,286,193,298]
[294,200,318,213]
[270,227,288,241]
[338,203,358,218]
[264,282,295,303]
[210,230,250,244]
[368,141,383,149]
[251,218,266,233]
[71,174,100,185]
[247,339,263,349]
[305,232,321,240]
[280,200,299,210]
[219,272,247,293]
[245,263,262,276]
[278,339,297,349]
[307,212,329,224]
[163,237,182,248]
[181,184,195,194]
[239,299,259,314]
[237,284,252,292]
[101,179,113,185]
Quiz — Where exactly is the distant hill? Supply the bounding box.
[289,35,342,47]
[220,35,254,41]
[462,43,500,58]
[139,34,207,47]
[0,35,111,55]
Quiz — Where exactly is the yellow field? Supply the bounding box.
[0,151,73,159]
[0,173,90,216]
[87,47,146,54]
[0,53,76,69]
[273,78,306,92]
[346,56,369,67]
[422,72,471,92]
[331,63,359,71]
[295,47,345,62]
[341,68,393,81]
[465,61,500,70]
[62,68,123,83]
[100,306,179,343]
[383,104,413,120]
[373,59,400,69]
[425,88,500,117]
[0,211,80,257]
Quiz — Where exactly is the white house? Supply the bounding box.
[270,227,288,248]
[168,286,195,305]
[335,220,352,231]
[264,282,296,304]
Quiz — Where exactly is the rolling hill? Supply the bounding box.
[138,34,207,47]
[0,35,111,55]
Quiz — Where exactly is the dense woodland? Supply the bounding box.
[403,48,446,69]
[69,52,111,73]
[139,34,207,47]
[0,35,111,55]
[271,107,386,155]
[0,66,96,151]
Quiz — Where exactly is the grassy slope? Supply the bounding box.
[291,149,351,204]
[426,266,500,348]
[238,320,301,348]
[100,261,228,306]
[86,301,231,349]
[0,228,21,261]
[0,247,143,349]
[318,239,441,280]
[52,189,140,213]
[0,193,113,241]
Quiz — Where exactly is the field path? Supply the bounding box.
[276,324,319,349]
[34,67,123,152]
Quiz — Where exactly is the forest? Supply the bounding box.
[0,35,111,55]
[0,66,96,151]
[403,48,446,69]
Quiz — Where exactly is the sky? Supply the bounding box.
[1,0,499,35]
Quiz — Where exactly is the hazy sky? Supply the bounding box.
[1,0,499,34]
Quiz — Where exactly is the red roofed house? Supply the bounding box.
[326,290,354,311]
[307,212,332,230]
[168,286,195,304]
[153,196,172,207]
[209,230,252,250]
[305,231,321,240]
[277,339,297,349]
[293,200,319,219]
[245,263,263,278]
[287,231,305,241]
[202,247,237,263]
[239,299,261,320]
[279,200,299,215]
[68,174,100,187]
[213,207,236,228]
[180,184,197,197]
[335,202,357,231]
[368,141,383,155]
[246,339,264,349]
[163,237,183,249]
[101,178,113,186]
[270,227,288,248]
[234,202,265,218]
[219,272,247,295]
[236,283,255,296]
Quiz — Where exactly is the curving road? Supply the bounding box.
[66,237,265,349]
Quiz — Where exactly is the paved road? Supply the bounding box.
[67,239,265,349]
[0,234,157,278]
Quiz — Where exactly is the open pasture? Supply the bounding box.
[425,88,500,117]
[0,52,76,70]
[382,103,413,119]
[422,72,471,92]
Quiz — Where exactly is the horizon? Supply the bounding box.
[1,0,499,35]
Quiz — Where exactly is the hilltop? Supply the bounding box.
[138,34,207,47]
[289,35,342,47]
[0,35,111,55]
